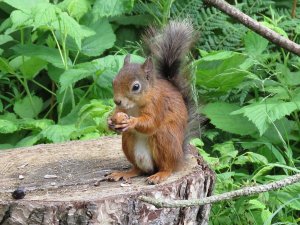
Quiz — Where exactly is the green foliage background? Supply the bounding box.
[0,0,299,224]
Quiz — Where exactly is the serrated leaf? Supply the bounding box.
[0,34,13,45]
[18,119,54,130]
[59,0,90,20]
[195,51,248,91]
[92,0,134,18]
[10,10,33,28]
[232,100,300,135]
[0,57,15,73]
[59,68,93,92]
[252,165,274,180]
[202,102,257,135]
[0,119,18,133]
[81,19,116,57]
[16,135,41,147]
[276,64,300,86]
[245,152,268,165]
[14,95,43,119]
[13,44,69,68]
[244,31,268,56]
[52,12,93,49]
[248,199,266,209]
[3,0,48,12]
[20,57,47,79]
[213,141,238,169]
[32,2,58,29]
[41,124,76,143]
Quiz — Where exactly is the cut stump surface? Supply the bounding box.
[0,136,215,225]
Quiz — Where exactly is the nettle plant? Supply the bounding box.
[0,0,146,148]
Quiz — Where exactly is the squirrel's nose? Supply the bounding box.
[114,99,122,106]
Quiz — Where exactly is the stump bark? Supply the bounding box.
[0,136,215,225]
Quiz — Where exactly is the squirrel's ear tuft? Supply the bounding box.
[124,54,131,66]
[142,57,153,76]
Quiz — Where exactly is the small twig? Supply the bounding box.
[139,173,300,208]
[292,0,297,18]
[203,0,300,56]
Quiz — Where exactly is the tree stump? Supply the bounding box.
[0,136,215,225]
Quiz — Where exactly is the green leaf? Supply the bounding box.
[92,0,134,17]
[252,165,274,180]
[32,2,58,29]
[248,199,266,209]
[0,34,13,45]
[262,118,295,144]
[0,119,18,134]
[60,54,144,95]
[0,57,15,73]
[59,68,94,92]
[112,15,153,26]
[15,135,41,147]
[276,64,300,86]
[52,12,93,49]
[202,102,257,135]
[244,31,268,56]
[261,21,288,38]
[0,100,3,112]
[10,10,33,28]
[18,119,54,130]
[81,19,116,57]
[213,141,238,169]
[20,57,47,79]
[41,124,76,143]
[59,0,90,20]
[4,0,48,12]
[14,95,43,119]
[13,44,68,68]
[195,51,248,91]
[232,99,300,135]
[244,152,268,165]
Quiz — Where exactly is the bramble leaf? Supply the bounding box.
[202,102,257,135]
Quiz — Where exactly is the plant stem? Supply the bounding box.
[58,88,67,121]
[31,79,56,96]
[51,29,66,67]
[20,28,25,63]
[73,51,80,66]
[69,85,75,109]
[292,0,297,18]
[50,81,56,120]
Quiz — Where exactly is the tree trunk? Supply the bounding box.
[0,136,215,225]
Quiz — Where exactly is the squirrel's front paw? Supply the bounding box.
[114,117,137,132]
[108,112,129,133]
[107,168,141,181]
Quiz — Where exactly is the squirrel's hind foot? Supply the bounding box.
[146,171,171,185]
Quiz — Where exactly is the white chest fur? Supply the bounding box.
[134,134,154,173]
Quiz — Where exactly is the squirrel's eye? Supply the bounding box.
[132,82,141,92]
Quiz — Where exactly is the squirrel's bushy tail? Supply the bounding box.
[143,20,201,152]
[143,20,195,79]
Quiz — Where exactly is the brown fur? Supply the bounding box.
[107,21,196,184]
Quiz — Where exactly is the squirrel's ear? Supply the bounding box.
[142,57,153,76]
[124,54,131,66]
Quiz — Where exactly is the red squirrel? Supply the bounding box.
[107,21,197,184]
